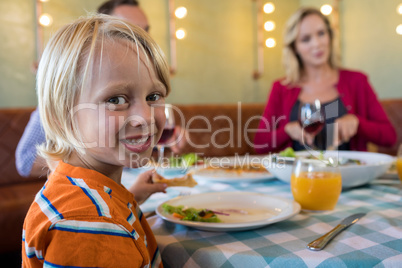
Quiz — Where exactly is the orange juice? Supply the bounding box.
[291,171,342,211]
[396,158,402,182]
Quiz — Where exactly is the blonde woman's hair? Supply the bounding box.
[282,7,340,86]
[36,14,171,163]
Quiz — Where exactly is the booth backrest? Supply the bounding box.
[174,103,265,157]
[0,108,39,187]
[374,99,402,156]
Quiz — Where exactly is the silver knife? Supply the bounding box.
[307,213,366,251]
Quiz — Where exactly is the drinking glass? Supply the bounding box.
[397,144,402,183]
[291,157,342,212]
[157,104,175,164]
[298,99,325,148]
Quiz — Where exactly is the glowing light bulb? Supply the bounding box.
[176,29,186,39]
[175,7,187,19]
[265,38,276,48]
[320,4,333,15]
[40,0,50,2]
[264,21,275,31]
[396,24,402,35]
[263,3,275,14]
[39,14,53,27]
[398,4,402,15]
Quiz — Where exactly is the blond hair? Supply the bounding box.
[282,7,340,86]
[36,14,171,163]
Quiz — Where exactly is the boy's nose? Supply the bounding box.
[127,102,154,129]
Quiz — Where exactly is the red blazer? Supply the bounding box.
[254,69,397,154]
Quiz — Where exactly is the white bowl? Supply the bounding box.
[263,151,394,189]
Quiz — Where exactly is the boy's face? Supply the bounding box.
[73,39,166,173]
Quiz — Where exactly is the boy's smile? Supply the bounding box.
[70,38,167,180]
[120,133,154,153]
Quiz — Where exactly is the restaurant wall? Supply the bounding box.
[0,0,36,107]
[341,0,402,99]
[0,0,401,108]
[143,0,300,105]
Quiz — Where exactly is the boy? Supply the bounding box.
[16,0,151,178]
[22,14,169,267]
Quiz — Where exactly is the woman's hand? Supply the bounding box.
[285,121,315,146]
[334,114,359,146]
[128,170,167,205]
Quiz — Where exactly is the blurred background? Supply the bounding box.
[0,0,401,107]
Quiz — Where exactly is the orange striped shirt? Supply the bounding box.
[22,161,162,267]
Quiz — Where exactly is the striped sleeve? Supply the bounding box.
[23,218,145,267]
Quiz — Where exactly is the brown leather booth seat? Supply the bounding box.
[0,108,46,255]
[371,99,402,156]
[174,103,265,157]
[0,99,401,260]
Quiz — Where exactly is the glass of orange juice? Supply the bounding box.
[397,144,402,182]
[291,158,342,212]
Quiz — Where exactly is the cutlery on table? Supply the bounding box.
[307,213,366,251]
[272,154,360,166]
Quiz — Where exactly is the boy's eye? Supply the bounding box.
[146,93,162,102]
[107,96,127,105]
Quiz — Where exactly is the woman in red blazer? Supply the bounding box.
[254,7,396,154]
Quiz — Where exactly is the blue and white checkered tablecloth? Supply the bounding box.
[122,170,402,268]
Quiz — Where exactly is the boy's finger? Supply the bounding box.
[150,182,167,193]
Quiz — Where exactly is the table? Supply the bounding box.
[122,170,402,268]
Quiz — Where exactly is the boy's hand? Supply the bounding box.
[128,170,167,205]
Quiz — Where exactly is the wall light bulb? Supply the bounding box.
[265,38,276,48]
[264,21,275,31]
[397,4,402,15]
[263,3,275,14]
[39,14,53,27]
[320,4,333,15]
[396,24,402,35]
[176,29,186,39]
[175,7,187,19]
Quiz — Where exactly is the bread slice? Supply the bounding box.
[152,173,198,188]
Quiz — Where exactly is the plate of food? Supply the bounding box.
[156,192,300,231]
[264,148,395,188]
[192,155,275,183]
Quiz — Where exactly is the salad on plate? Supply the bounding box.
[162,204,221,223]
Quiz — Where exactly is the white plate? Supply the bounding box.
[193,155,275,183]
[264,151,395,188]
[156,192,300,231]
